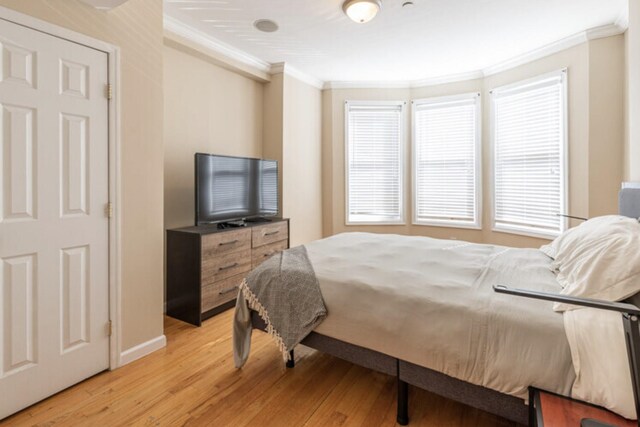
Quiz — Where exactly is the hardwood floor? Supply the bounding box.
[2,310,522,427]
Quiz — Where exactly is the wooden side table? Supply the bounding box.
[529,388,636,427]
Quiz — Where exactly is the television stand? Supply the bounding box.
[166,218,290,326]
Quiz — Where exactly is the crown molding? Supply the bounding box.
[270,62,324,89]
[483,23,625,77]
[323,80,412,89]
[327,23,627,90]
[163,14,271,73]
[163,14,626,92]
[164,14,324,89]
[615,7,630,31]
[324,69,485,90]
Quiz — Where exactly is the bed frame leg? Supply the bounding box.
[286,349,295,368]
[397,377,409,425]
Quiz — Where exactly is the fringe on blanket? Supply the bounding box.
[239,278,291,362]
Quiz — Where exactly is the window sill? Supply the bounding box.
[345,221,406,226]
[492,225,559,240]
[413,219,481,230]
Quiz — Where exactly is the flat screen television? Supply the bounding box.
[195,153,278,225]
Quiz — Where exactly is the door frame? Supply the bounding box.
[0,6,123,369]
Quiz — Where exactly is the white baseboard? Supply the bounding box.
[119,335,167,366]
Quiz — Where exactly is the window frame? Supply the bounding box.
[344,100,407,225]
[411,92,482,230]
[490,69,569,240]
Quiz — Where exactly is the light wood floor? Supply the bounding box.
[2,310,522,427]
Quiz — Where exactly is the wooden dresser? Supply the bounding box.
[166,218,290,326]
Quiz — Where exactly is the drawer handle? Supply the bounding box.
[218,286,237,295]
[263,252,275,258]
[218,263,239,271]
[264,230,280,236]
[219,240,239,246]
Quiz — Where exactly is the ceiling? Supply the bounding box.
[164,0,628,84]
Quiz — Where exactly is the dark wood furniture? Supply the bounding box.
[167,218,289,326]
[530,388,635,427]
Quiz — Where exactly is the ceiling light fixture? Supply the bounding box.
[342,0,382,24]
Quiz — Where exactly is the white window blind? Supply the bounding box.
[492,71,567,238]
[413,94,480,228]
[346,101,404,224]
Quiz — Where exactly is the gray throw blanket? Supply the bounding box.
[233,245,326,368]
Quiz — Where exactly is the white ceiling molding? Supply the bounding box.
[79,0,130,10]
[164,13,626,92]
[324,70,485,90]
[164,14,324,90]
[164,14,271,74]
[615,6,630,30]
[270,62,324,90]
[326,22,627,90]
[483,23,625,77]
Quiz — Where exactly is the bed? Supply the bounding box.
[236,187,640,425]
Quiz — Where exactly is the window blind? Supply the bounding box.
[492,71,567,237]
[346,102,404,223]
[413,94,480,227]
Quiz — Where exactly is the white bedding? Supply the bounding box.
[564,308,635,419]
[541,215,640,419]
[305,232,575,401]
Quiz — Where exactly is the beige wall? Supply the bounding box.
[0,0,165,350]
[261,72,323,246]
[283,75,323,246]
[163,43,264,229]
[588,35,625,216]
[262,73,285,216]
[627,0,640,181]
[322,36,625,248]
[164,53,322,248]
[625,0,640,182]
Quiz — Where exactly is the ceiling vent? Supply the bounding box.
[254,19,279,33]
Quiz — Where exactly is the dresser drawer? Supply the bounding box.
[201,274,243,313]
[201,228,251,256]
[252,221,288,248]
[202,249,251,285]
[252,240,288,269]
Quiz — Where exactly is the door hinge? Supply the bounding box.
[105,83,113,100]
[105,202,113,218]
[107,320,113,337]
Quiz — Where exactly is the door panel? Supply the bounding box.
[0,17,109,419]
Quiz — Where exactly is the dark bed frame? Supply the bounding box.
[250,187,640,426]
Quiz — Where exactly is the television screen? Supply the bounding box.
[195,153,278,225]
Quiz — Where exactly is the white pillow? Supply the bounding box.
[545,215,640,311]
[541,215,629,265]
[564,308,635,419]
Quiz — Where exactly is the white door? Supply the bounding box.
[0,17,110,418]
